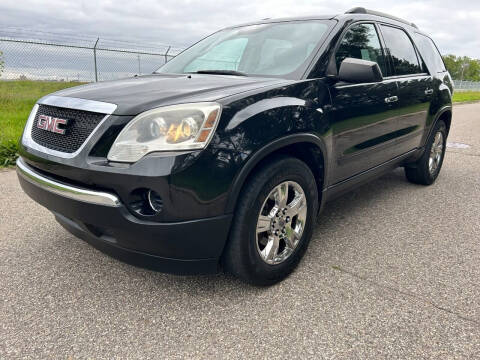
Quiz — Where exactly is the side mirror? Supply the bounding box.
[338,58,383,83]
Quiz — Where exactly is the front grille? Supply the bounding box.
[31,104,106,153]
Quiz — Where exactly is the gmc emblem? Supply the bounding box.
[37,115,68,135]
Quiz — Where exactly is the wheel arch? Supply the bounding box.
[225,133,328,214]
[424,105,452,148]
[437,107,452,135]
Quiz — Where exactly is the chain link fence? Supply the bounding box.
[453,80,480,91]
[2,29,480,91]
[0,30,184,82]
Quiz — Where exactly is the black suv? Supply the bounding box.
[17,8,453,285]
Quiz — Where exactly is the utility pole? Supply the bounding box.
[165,46,171,64]
[460,58,469,82]
[93,37,99,82]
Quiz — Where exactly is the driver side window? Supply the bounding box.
[335,23,387,76]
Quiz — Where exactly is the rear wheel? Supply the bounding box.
[405,120,447,185]
[222,156,318,286]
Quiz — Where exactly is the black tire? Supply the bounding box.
[405,120,447,185]
[222,156,318,286]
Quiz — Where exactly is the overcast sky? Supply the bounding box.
[1,0,479,58]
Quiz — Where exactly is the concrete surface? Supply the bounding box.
[1,103,479,359]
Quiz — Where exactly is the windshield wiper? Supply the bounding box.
[189,70,248,77]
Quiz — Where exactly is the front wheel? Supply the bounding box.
[222,156,318,286]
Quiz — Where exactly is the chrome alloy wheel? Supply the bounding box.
[256,181,308,265]
[429,131,444,175]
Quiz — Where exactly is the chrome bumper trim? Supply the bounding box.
[16,158,121,207]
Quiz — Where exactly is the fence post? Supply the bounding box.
[93,37,99,82]
[165,46,171,64]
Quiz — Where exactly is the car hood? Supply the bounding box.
[48,74,292,115]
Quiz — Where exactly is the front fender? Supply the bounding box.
[210,79,332,214]
[223,133,328,213]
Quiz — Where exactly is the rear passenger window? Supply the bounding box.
[335,23,387,76]
[380,25,422,75]
[414,33,446,73]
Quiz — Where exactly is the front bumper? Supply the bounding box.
[16,157,232,274]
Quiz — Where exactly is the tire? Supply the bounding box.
[405,120,447,185]
[222,156,318,286]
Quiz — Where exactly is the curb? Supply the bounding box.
[453,100,480,106]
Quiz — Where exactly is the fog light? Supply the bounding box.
[129,188,163,216]
[147,190,163,213]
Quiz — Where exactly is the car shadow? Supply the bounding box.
[305,167,411,262]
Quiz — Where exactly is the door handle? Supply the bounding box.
[384,96,398,104]
[425,89,434,95]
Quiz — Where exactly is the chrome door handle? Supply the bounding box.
[384,96,398,104]
[425,89,434,95]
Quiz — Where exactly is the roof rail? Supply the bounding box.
[345,7,418,29]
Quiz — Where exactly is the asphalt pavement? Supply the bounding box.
[1,103,479,359]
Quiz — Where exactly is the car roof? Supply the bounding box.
[224,15,337,29]
[226,8,425,34]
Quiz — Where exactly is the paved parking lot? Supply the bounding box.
[1,103,479,359]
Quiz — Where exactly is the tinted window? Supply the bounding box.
[414,33,446,73]
[335,23,387,76]
[380,25,422,75]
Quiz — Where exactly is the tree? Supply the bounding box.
[465,59,480,81]
[442,54,480,81]
[442,54,461,78]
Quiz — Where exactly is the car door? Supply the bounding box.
[329,22,400,184]
[378,24,433,155]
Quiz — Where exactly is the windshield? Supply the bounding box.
[156,20,331,78]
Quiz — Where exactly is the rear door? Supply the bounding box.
[378,24,433,155]
[413,32,453,146]
[329,22,399,184]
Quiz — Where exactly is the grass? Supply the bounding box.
[452,91,480,103]
[0,80,83,166]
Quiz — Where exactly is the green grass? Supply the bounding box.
[0,80,83,166]
[452,91,480,103]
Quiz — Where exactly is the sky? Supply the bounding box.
[0,0,479,58]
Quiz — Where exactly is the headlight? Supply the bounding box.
[107,102,221,162]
